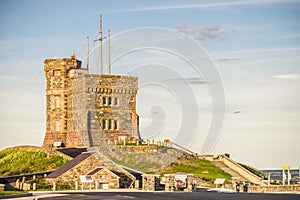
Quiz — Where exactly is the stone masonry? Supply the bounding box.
[47,151,136,189]
[142,174,161,191]
[43,53,139,148]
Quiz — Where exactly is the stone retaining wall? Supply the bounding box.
[248,185,300,193]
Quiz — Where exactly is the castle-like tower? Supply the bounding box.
[43,53,139,148]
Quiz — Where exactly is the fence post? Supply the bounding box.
[53,182,56,191]
[75,181,78,190]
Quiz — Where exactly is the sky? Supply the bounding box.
[0,0,299,169]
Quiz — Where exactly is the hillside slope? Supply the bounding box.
[91,145,232,186]
[158,158,232,184]
[0,146,69,177]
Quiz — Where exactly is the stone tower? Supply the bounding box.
[43,53,139,148]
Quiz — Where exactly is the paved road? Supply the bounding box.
[37,192,299,200]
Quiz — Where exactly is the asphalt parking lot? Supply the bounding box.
[38,191,300,200]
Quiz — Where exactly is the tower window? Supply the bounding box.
[114,98,118,106]
[102,119,107,130]
[114,120,118,130]
[55,96,61,108]
[55,121,60,132]
[102,96,107,105]
[108,97,112,105]
[54,70,61,76]
[108,119,112,130]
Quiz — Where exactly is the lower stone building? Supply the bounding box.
[46,151,136,189]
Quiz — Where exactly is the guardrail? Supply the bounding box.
[170,142,197,156]
[0,171,54,184]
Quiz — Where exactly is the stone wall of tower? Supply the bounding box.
[43,57,84,148]
[79,74,139,143]
[43,55,139,149]
[66,74,139,146]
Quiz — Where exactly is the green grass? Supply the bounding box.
[110,155,162,173]
[0,190,27,195]
[238,163,265,179]
[161,158,232,184]
[0,146,69,177]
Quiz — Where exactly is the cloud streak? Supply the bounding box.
[281,34,300,39]
[272,73,300,80]
[214,47,300,55]
[164,77,207,85]
[113,0,300,12]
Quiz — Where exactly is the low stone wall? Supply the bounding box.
[0,184,4,191]
[115,145,160,154]
[248,185,300,193]
[142,174,160,191]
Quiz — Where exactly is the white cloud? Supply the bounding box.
[272,73,300,80]
[176,23,236,41]
[281,34,300,39]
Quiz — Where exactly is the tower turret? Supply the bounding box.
[43,53,82,148]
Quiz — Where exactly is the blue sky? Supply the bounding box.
[0,0,299,169]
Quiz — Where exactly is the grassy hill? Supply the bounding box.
[91,145,232,185]
[0,146,69,177]
[238,163,265,179]
[156,158,232,184]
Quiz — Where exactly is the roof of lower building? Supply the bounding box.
[47,152,94,179]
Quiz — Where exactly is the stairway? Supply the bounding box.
[211,161,248,182]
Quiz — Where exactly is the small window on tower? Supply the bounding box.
[54,70,61,76]
[55,96,61,108]
[102,97,107,105]
[108,119,112,130]
[114,120,118,130]
[55,121,60,132]
[102,119,106,130]
[114,98,118,106]
[108,97,112,105]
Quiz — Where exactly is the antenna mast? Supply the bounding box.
[86,36,89,71]
[108,29,111,75]
[99,15,103,75]
[94,15,108,75]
